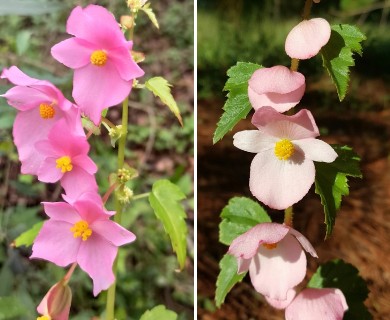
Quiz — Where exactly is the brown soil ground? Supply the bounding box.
[197,79,390,319]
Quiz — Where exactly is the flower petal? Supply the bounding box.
[265,288,296,309]
[233,130,277,153]
[42,202,81,224]
[77,234,117,296]
[252,107,319,140]
[31,220,80,267]
[249,234,306,300]
[294,138,338,163]
[72,199,107,224]
[60,168,98,203]
[51,38,94,69]
[37,157,63,183]
[109,46,145,81]
[288,228,318,258]
[72,155,97,175]
[285,288,348,320]
[229,223,290,260]
[285,18,331,60]
[91,220,136,246]
[249,149,315,209]
[1,86,52,111]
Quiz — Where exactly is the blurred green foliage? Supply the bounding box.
[0,0,193,319]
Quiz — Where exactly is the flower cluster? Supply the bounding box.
[1,4,143,318]
[229,17,348,319]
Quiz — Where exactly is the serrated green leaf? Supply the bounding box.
[13,221,44,248]
[215,254,246,308]
[308,259,372,320]
[0,296,28,319]
[314,145,362,237]
[149,179,187,269]
[321,24,366,101]
[145,77,182,126]
[219,197,271,245]
[213,62,262,144]
[141,3,159,29]
[140,305,177,320]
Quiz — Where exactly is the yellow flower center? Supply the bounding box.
[274,139,295,160]
[39,103,55,119]
[262,243,278,250]
[55,156,73,173]
[37,316,51,320]
[90,50,107,66]
[70,220,92,241]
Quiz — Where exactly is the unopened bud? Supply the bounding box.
[37,280,72,320]
[120,15,133,29]
[117,186,134,204]
[109,125,124,147]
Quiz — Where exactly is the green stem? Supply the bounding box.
[284,206,294,227]
[132,192,150,201]
[105,97,129,320]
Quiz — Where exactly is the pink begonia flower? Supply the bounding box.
[228,223,317,302]
[248,66,305,113]
[37,280,72,320]
[285,288,348,320]
[31,198,136,296]
[51,4,145,125]
[285,18,331,60]
[233,106,337,209]
[34,119,98,196]
[0,66,82,175]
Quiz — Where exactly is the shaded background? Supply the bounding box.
[0,0,194,319]
[198,0,390,319]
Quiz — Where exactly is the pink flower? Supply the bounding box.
[37,280,72,320]
[228,222,317,302]
[233,106,337,209]
[35,119,98,196]
[248,66,305,113]
[31,198,136,296]
[285,18,331,60]
[0,66,82,175]
[51,5,145,125]
[285,288,348,320]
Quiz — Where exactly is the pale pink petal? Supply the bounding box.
[1,86,51,111]
[72,199,106,224]
[42,202,81,224]
[285,18,331,60]
[249,66,305,95]
[77,234,117,296]
[237,258,251,274]
[249,234,306,300]
[229,223,290,260]
[31,220,80,267]
[249,149,315,209]
[60,168,98,202]
[252,107,319,139]
[248,86,305,113]
[66,5,125,48]
[73,61,131,124]
[72,155,97,174]
[288,228,318,258]
[51,38,94,69]
[233,130,277,153]
[35,140,61,158]
[285,288,348,320]
[91,220,136,246]
[109,46,145,81]
[294,139,337,163]
[2,66,44,86]
[265,288,296,309]
[37,157,63,183]
[62,191,103,208]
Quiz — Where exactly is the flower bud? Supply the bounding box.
[116,186,134,205]
[117,167,138,184]
[37,280,72,320]
[108,125,125,147]
[120,15,133,29]
[127,0,148,11]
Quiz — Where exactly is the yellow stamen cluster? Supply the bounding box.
[37,316,51,320]
[90,50,107,66]
[274,139,295,160]
[55,156,73,173]
[39,103,55,119]
[262,243,278,250]
[70,220,92,241]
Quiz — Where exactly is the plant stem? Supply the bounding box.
[284,206,294,227]
[132,192,150,201]
[105,96,129,320]
[63,262,77,284]
[302,0,313,20]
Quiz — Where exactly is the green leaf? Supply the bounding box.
[15,31,32,56]
[321,24,366,101]
[308,259,372,320]
[315,145,362,237]
[0,296,28,319]
[149,179,187,269]
[213,62,262,144]
[140,305,177,320]
[215,254,246,308]
[13,221,44,248]
[219,197,271,245]
[0,0,65,15]
[145,77,182,126]
[141,3,159,29]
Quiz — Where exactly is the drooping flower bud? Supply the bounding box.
[37,280,72,320]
